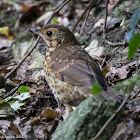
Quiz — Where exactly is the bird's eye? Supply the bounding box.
[46,31,52,36]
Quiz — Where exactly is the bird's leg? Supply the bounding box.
[65,104,73,117]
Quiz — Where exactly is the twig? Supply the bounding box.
[92,83,135,140]
[5,37,40,79]
[72,0,99,33]
[78,7,91,40]
[103,0,109,34]
[45,0,71,25]
[4,80,27,98]
[5,0,71,79]
[105,40,127,47]
[101,55,107,68]
[72,6,89,33]
[136,53,140,74]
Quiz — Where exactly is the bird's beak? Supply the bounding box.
[28,28,40,35]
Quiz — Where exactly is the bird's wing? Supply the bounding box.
[52,59,107,90]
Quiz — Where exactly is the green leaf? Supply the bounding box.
[129,9,140,29]
[125,9,140,41]
[53,18,58,24]
[8,100,25,111]
[13,92,31,101]
[17,86,29,93]
[125,28,135,41]
[91,82,102,95]
[128,33,140,60]
[120,17,125,27]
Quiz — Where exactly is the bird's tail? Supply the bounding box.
[101,87,125,103]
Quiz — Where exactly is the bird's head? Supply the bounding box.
[30,24,78,50]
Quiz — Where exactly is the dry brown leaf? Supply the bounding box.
[106,60,140,84]
[36,11,53,24]
[0,97,15,118]
[102,66,115,77]
[40,108,59,120]
[9,122,21,135]
[20,2,32,13]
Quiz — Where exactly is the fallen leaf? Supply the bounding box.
[102,66,115,77]
[0,97,15,118]
[19,2,32,13]
[57,17,69,26]
[11,39,45,80]
[85,39,105,57]
[8,100,25,111]
[106,60,140,84]
[40,108,59,119]
[14,92,31,101]
[36,11,53,24]
[107,18,122,31]
[0,27,15,40]
[107,0,119,11]
[94,17,111,28]
[9,122,21,135]
[0,37,13,49]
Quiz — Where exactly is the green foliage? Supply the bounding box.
[17,85,29,93]
[5,86,31,111]
[53,18,58,24]
[91,82,102,95]
[128,33,140,60]
[120,17,125,27]
[129,9,140,29]
[125,9,140,41]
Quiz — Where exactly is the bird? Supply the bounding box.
[30,24,109,116]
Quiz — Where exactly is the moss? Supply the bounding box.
[52,97,124,140]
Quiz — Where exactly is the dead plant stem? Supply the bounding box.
[104,0,109,35]
[92,83,135,140]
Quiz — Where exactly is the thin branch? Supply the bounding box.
[4,80,27,98]
[72,0,98,33]
[103,0,109,34]
[101,55,107,68]
[105,40,127,47]
[72,6,89,33]
[92,83,135,140]
[5,37,40,79]
[5,0,71,79]
[78,7,91,40]
[45,0,71,25]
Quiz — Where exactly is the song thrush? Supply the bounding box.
[30,24,108,115]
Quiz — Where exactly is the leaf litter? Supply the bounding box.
[0,0,140,139]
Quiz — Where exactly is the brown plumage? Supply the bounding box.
[30,24,108,115]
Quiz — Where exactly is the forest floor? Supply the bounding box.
[0,0,139,139]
